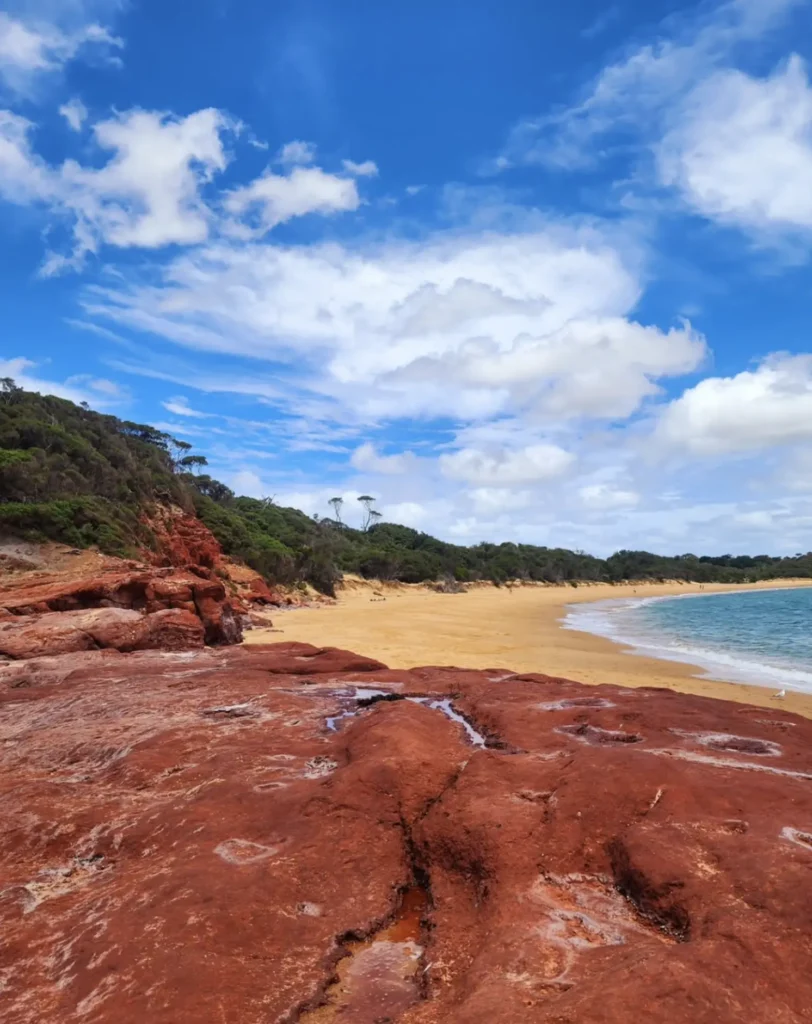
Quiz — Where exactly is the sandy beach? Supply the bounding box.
[247,578,812,718]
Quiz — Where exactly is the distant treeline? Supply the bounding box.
[1,380,810,594]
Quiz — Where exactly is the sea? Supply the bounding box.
[564,586,812,693]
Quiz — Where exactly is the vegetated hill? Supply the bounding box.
[1,379,810,592]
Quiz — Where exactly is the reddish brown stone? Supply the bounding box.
[1,643,812,1022]
[0,606,205,659]
[143,507,224,569]
[0,566,241,652]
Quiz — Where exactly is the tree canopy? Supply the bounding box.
[1,383,810,592]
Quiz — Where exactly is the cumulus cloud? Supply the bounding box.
[85,219,705,427]
[223,164,360,236]
[0,106,239,271]
[0,108,378,269]
[407,316,706,422]
[656,354,812,455]
[658,55,812,235]
[439,443,574,486]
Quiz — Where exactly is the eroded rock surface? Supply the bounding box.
[2,644,812,1023]
[0,565,241,656]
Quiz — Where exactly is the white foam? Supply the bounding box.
[564,594,812,693]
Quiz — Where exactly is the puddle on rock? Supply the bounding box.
[408,698,486,747]
[300,887,429,1023]
[323,689,487,748]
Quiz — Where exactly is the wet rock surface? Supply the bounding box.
[2,643,812,1022]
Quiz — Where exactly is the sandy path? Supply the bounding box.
[246,579,812,718]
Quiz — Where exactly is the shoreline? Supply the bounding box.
[246,578,812,719]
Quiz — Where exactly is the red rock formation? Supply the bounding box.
[2,643,812,1022]
[0,607,204,659]
[0,565,241,654]
[143,507,223,569]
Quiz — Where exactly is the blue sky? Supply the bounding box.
[2,0,812,554]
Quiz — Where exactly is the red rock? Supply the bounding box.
[0,607,205,659]
[1,643,812,1021]
[0,610,95,659]
[143,507,223,569]
[0,565,241,651]
[127,608,205,651]
[246,575,276,603]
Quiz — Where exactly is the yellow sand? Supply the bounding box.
[246,579,812,718]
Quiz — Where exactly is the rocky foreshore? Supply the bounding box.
[2,636,812,1023]
[0,518,301,662]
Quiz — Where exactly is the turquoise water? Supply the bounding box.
[564,587,812,692]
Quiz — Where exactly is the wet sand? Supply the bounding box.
[247,579,812,719]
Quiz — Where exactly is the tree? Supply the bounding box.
[358,494,379,532]
[0,378,22,404]
[328,496,344,524]
[179,454,208,473]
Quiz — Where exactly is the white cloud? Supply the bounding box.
[59,97,88,131]
[70,107,235,249]
[85,376,122,396]
[228,469,265,497]
[87,219,703,428]
[0,355,114,406]
[657,354,812,455]
[439,443,574,486]
[405,184,424,196]
[469,487,533,515]
[277,140,317,166]
[579,482,640,509]
[350,442,413,475]
[0,110,52,202]
[342,158,378,177]
[413,315,706,421]
[224,164,360,236]
[162,396,210,418]
[0,106,238,270]
[778,448,812,492]
[382,501,432,529]
[0,11,122,96]
[733,509,774,528]
[494,0,803,171]
[658,56,812,235]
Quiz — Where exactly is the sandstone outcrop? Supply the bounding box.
[0,564,241,656]
[2,642,811,1022]
[142,507,288,609]
[0,607,204,659]
[143,506,223,570]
